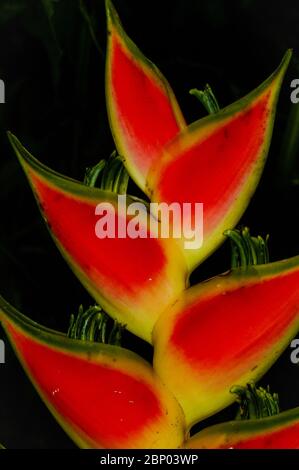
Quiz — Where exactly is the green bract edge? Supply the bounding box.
[189,405,299,443]
[0,294,160,449]
[0,294,152,367]
[178,253,299,303]
[7,131,131,206]
[172,49,292,142]
[105,0,186,130]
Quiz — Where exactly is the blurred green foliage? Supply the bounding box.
[0,0,298,449]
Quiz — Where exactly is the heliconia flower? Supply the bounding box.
[8,133,188,343]
[0,295,186,449]
[8,1,292,341]
[2,0,296,450]
[153,254,299,428]
[105,0,186,193]
[147,50,291,271]
[105,0,291,272]
[185,407,299,449]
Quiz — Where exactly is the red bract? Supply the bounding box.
[148,51,291,271]
[105,0,186,194]
[0,296,186,449]
[106,0,291,272]
[8,132,187,343]
[153,256,299,427]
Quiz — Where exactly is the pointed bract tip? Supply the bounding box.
[7,130,15,147]
[105,0,119,29]
[274,49,292,81]
[7,131,26,165]
[7,131,35,173]
[285,48,293,62]
[281,48,292,69]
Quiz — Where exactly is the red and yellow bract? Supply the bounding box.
[0,295,186,449]
[8,133,187,343]
[0,0,296,451]
[148,51,291,271]
[105,0,186,193]
[185,407,299,449]
[153,257,299,427]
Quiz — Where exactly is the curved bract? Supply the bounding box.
[148,50,292,272]
[0,295,186,449]
[153,255,299,427]
[185,407,299,449]
[1,0,295,449]
[8,133,187,343]
[105,0,186,193]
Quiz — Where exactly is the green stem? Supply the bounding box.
[67,304,125,346]
[224,229,248,267]
[84,151,130,194]
[84,160,106,187]
[189,84,220,114]
[224,227,269,269]
[231,382,280,420]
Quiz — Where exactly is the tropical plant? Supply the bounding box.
[0,0,298,449]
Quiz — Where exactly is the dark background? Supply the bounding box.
[0,0,299,448]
